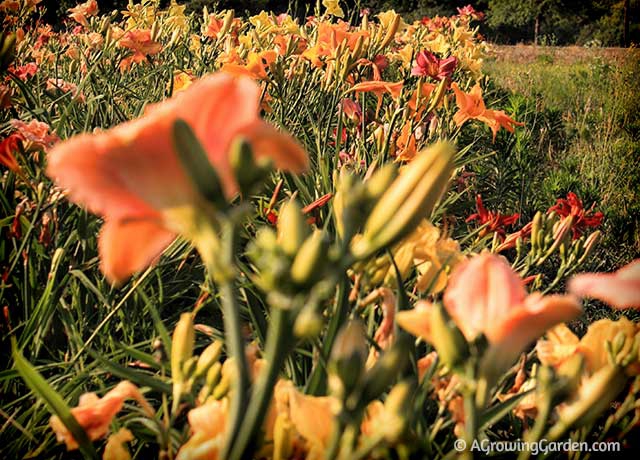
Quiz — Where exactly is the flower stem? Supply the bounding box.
[228,307,292,460]
[216,224,251,460]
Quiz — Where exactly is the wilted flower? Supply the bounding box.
[46,73,307,284]
[567,259,640,309]
[50,381,152,450]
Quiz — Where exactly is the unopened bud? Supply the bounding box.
[361,334,411,403]
[195,341,223,377]
[382,380,414,442]
[294,307,323,339]
[351,142,455,260]
[277,198,309,256]
[577,230,600,266]
[290,229,328,287]
[379,13,400,49]
[219,10,235,38]
[430,303,468,369]
[330,321,368,398]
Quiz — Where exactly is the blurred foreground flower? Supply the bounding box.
[47,73,307,284]
[398,253,581,371]
[50,381,153,451]
[568,259,640,309]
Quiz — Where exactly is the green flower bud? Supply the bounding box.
[290,229,328,287]
[195,341,223,378]
[277,198,309,256]
[351,142,455,260]
[329,321,368,398]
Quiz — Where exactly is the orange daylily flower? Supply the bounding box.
[117,29,162,71]
[398,253,581,369]
[47,73,308,284]
[451,82,523,141]
[537,318,640,375]
[568,259,640,309]
[222,50,278,80]
[350,80,403,115]
[50,381,153,451]
[68,0,98,28]
[176,398,229,460]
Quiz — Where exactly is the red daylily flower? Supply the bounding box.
[411,50,458,81]
[466,194,519,238]
[548,192,603,239]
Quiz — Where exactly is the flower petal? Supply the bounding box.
[568,260,640,309]
[99,218,176,284]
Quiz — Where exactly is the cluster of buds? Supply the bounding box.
[170,313,226,411]
[327,320,414,454]
[248,197,330,299]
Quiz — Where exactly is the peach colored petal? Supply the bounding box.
[536,324,580,367]
[577,317,638,373]
[443,253,526,341]
[568,260,640,309]
[50,381,148,451]
[240,120,308,173]
[99,219,176,285]
[396,300,434,343]
[288,386,335,450]
[489,294,582,355]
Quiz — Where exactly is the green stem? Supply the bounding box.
[517,393,552,460]
[228,308,292,460]
[461,364,478,460]
[216,225,251,460]
[306,273,350,395]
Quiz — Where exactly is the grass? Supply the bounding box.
[484,45,640,263]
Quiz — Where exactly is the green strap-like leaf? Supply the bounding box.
[478,389,535,431]
[11,340,98,459]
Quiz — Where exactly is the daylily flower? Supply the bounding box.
[46,73,307,284]
[50,381,153,450]
[350,80,403,115]
[103,428,134,460]
[466,194,519,238]
[451,82,523,141]
[0,133,23,172]
[323,0,344,18]
[398,253,581,370]
[537,318,640,375]
[176,398,229,460]
[10,119,59,152]
[67,0,98,28]
[411,50,458,81]
[568,259,640,309]
[548,192,603,239]
[118,29,162,72]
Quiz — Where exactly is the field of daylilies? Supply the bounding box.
[1,0,640,459]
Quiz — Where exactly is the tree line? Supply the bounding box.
[41,0,638,46]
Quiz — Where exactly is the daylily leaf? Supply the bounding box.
[12,340,98,460]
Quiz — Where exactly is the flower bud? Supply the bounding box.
[364,163,398,201]
[290,229,328,287]
[577,230,600,266]
[195,340,223,378]
[361,334,411,403]
[382,380,414,442]
[351,142,455,260]
[555,365,627,434]
[171,313,195,409]
[230,137,272,196]
[329,321,368,398]
[294,307,323,339]
[277,198,309,256]
[220,10,235,38]
[430,303,469,369]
